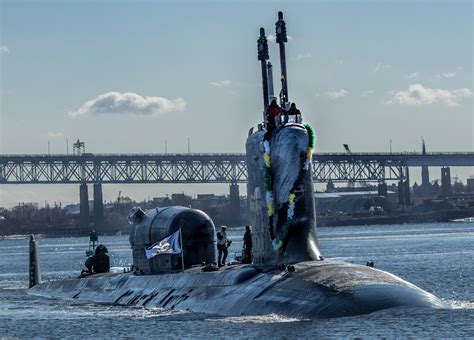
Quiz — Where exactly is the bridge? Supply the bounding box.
[1,152,473,184]
[2,151,472,229]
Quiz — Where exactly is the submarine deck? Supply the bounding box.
[29,260,447,319]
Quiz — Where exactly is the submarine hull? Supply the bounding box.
[29,260,447,319]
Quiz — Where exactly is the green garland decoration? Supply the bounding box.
[304,123,315,149]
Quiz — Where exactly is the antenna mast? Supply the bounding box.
[257,27,270,116]
[275,11,289,105]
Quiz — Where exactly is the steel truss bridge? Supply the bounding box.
[1,152,473,185]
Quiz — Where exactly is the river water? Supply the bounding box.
[1,222,473,338]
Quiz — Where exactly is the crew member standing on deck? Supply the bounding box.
[217,226,229,267]
[242,225,253,264]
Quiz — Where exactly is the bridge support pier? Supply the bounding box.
[397,167,411,206]
[229,183,241,224]
[404,167,411,205]
[93,183,104,231]
[79,183,89,229]
[397,180,406,206]
[441,167,452,197]
[377,181,387,197]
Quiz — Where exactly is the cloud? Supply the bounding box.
[325,89,349,99]
[387,83,471,107]
[0,46,10,55]
[361,90,375,97]
[70,91,186,118]
[335,58,344,65]
[406,72,419,79]
[266,34,293,43]
[293,52,312,61]
[436,72,456,79]
[372,62,391,73]
[210,80,232,88]
[47,131,64,138]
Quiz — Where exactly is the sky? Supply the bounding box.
[0,0,473,206]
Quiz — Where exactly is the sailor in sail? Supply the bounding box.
[265,98,282,131]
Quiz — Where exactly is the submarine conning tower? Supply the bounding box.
[247,11,321,265]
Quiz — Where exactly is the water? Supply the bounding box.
[1,223,473,338]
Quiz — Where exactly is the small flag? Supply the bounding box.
[145,229,182,259]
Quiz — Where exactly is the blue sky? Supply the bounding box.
[0,0,472,205]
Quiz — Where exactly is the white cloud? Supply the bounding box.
[267,34,293,43]
[293,52,312,61]
[387,83,471,107]
[0,46,10,55]
[325,89,349,99]
[361,90,375,97]
[436,72,456,79]
[70,91,186,118]
[372,62,391,73]
[406,72,419,79]
[335,58,344,65]
[47,131,64,138]
[210,80,232,88]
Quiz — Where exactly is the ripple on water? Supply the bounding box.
[0,224,473,338]
[446,299,474,309]
[208,313,304,324]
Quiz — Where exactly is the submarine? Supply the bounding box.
[29,12,448,319]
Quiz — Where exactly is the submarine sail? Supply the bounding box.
[248,10,320,265]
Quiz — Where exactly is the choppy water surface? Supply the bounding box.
[1,223,473,338]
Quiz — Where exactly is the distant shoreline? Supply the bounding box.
[2,218,474,240]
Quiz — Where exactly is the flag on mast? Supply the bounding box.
[145,229,182,259]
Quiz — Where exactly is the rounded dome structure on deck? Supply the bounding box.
[129,206,216,274]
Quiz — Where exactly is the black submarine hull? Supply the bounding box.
[30,260,447,319]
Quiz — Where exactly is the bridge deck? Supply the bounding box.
[1,152,473,184]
